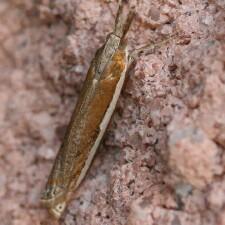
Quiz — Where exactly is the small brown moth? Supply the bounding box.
[41,0,176,219]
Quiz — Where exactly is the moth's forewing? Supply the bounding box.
[41,47,128,219]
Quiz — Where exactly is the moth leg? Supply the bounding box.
[128,33,179,65]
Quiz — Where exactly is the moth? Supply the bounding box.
[41,0,175,219]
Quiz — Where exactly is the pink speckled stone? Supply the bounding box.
[0,0,225,225]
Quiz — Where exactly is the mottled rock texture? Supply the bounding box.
[0,0,225,225]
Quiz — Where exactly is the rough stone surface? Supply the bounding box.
[0,0,225,225]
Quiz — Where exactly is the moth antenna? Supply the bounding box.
[128,32,180,64]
